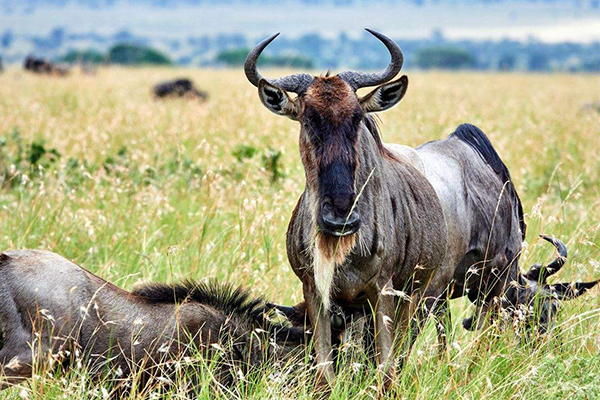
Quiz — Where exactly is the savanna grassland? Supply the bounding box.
[0,67,599,399]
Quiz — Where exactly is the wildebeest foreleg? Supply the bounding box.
[303,282,334,389]
[406,295,451,354]
[368,289,397,391]
[462,302,493,331]
[433,298,451,351]
[0,342,37,390]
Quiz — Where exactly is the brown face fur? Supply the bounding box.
[298,76,362,192]
[298,77,364,260]
[303,76,360,130]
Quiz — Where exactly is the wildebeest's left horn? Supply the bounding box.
[244,33,314,94]
[338,28,404,91]
[549,280,600,300]
[524,235,568,283]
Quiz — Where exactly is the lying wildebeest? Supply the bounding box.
[153,78,208,101]
[246,29,447,389]
[245,29,599,389]
[23,56,69,76]
[0,250,307,392]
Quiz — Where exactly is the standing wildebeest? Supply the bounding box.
[153,78,208,101]
[0,250,307,392]
[23,56,69,76]
[246,29,448,388]
[246,29,599,388]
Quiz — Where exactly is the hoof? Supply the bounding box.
[462,316,475,331]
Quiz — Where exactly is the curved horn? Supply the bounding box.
[338,28,404,91]
[524,235,568,283]
[244,33,314,94]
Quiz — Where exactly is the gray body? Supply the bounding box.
[409,127,523,334]
[416,134,522,301]
[0,251,303,390]
[0,251,175,387]
[287,114,448,386]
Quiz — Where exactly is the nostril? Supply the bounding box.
[346,209,360,225]
[321,201,335,219]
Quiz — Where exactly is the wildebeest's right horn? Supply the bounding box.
[338,28,404,91]
[244,33,314,94]
[524,235,568,283]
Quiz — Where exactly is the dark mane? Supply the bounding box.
[451,123,526,240]
[133,279,307,344]
[133,279,265,321]
[363,114,398,160]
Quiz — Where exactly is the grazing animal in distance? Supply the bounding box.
[246,29,448,389]
[0,250,306,392]
[153,78,208,101]
[23,56,69,76]
[580,101,600,114]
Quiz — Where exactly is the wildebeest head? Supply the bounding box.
[245,29,408,240]
[501,235,599,333]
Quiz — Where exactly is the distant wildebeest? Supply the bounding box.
[245,29,599,389]
[580,101,600,114]
[0,250,307,392]
[153,78,208,101]
[23,56,69,76]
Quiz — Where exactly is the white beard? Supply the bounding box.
[313,244,337,311]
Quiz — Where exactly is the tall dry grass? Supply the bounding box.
[0,67,599,399]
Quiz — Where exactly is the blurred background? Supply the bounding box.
[1,0,599,72]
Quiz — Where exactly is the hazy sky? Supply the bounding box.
[1,2,599,43]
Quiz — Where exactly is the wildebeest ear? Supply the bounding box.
[548,280,599,300]
[360,75,408,113]
[258,79,300,120]
[265,301,307,327]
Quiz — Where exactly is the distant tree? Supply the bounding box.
[60,49,106,64]
[415,46,476,70]
[582,58,600,72]
[498,53,516,71]
[108,44,172,65]
[1,29,13,48]
[262,54,314,68]
[215,48,248,66]
[528,51,549,71]
[216,48,314,68]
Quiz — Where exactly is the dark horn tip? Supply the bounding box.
[364,27,380,35]
[540,234,568,258]
[245,33,282,87]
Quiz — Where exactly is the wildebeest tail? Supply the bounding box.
[451,123,526,239]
